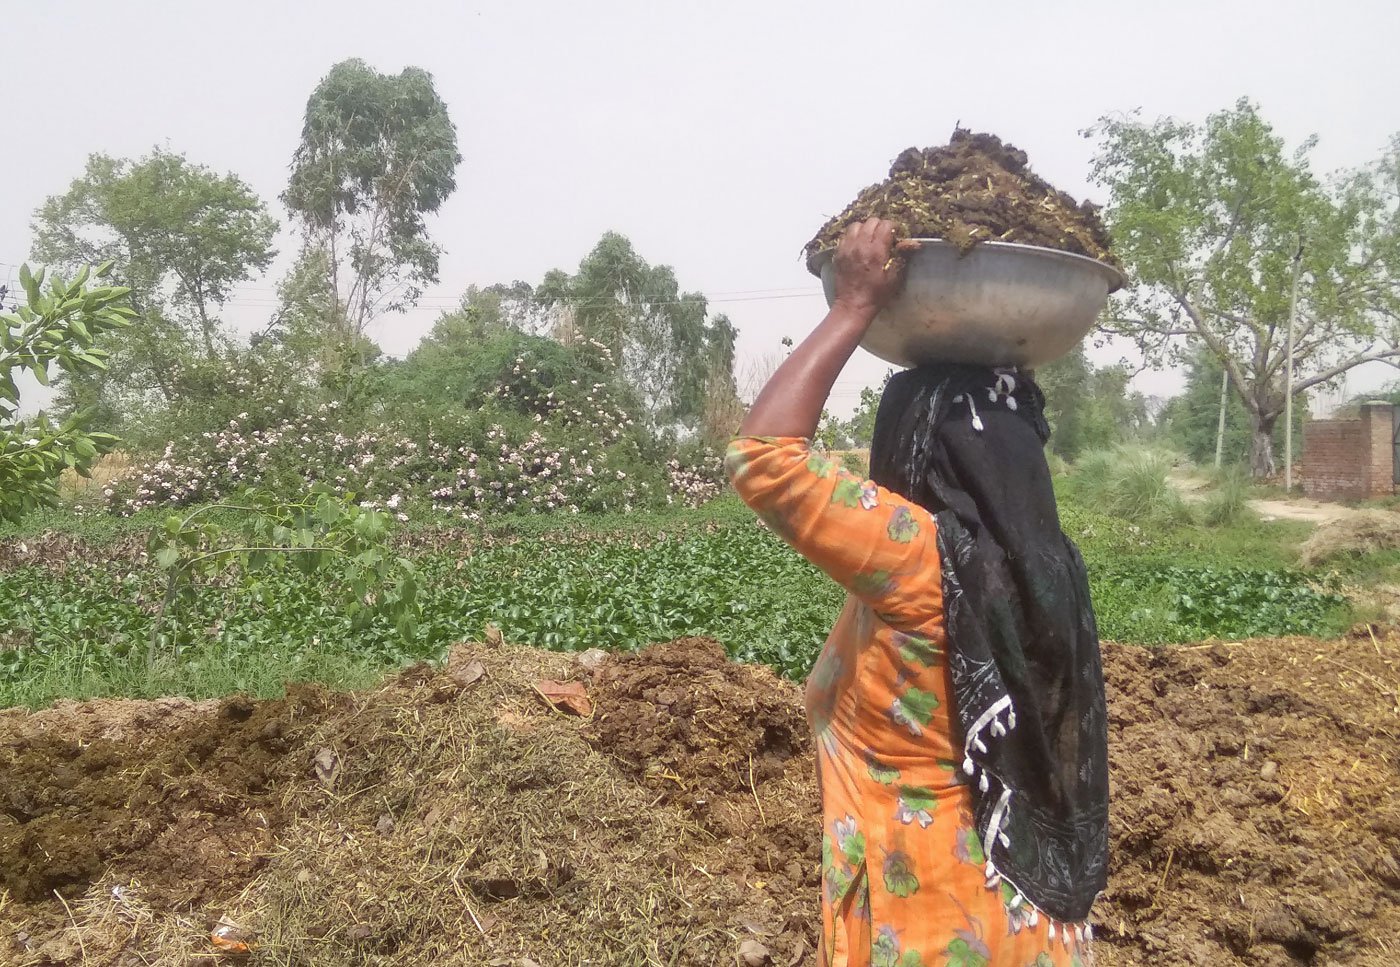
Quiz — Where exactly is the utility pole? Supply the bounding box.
[1284,235,1305,492]
[1214,366,1229,471]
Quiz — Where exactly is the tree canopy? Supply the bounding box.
[535,232,738,430]
[1036,344,1149,460]
[1089,99,1399,475]
[31,150,277,425]
[284,59,461,361]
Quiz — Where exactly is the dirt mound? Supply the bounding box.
[805,128,1116,265]
[1301,509,1400,567]
[1097,635,1399,967]
[0,694,219,745]
[1,640,818,966]
[589,637,809,800]
[587,637,820,918]
[3,635,1397,966]
[1,687,345,907]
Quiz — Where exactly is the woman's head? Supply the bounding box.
[868,367,944,511]
[868,364,1051,515]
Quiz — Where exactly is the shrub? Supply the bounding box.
[1200,470,1253,527]
[840,451,869,476]
[1070,446,1190,525]
[100,346,722,519]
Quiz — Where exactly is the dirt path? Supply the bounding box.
[1248,496,1356,524]
[1169,472,1357,525]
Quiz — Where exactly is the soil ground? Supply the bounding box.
[2,634,1396,966]
[805,129,1116,266]
[1169,472,1357,525]
[1248,498,1356,526]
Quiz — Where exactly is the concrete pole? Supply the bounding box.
[1284,236,1304,491]
[1214,366,1229,471]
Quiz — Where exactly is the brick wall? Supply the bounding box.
[1362,404,1393,497]
[1299,402,1394,500]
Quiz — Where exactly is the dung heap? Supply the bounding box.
[3,633,1396,965]
[806,129,1116,266]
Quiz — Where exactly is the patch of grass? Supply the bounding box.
[0,488,1357,707]
[1200,470,1253,527]
[59,450,133,498]
[1070,447,1192,526]
[0,516,844,707]
[0,504,169,543]
[3,646,387,709]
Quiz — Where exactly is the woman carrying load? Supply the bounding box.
[726,218,1108,967]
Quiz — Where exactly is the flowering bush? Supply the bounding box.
[665,455,724,508]
[102,345,725,518]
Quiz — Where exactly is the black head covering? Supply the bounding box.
[870,363,1108,925]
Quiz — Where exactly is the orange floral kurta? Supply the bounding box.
[726,437,1089,967]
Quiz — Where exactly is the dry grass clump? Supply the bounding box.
[1301,509,1400,567]
[241,646,722,965]
[59,450,132,497]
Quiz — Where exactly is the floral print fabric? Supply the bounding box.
[726,437,1089,967]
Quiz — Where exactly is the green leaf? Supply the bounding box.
[155,546,181,569]
[19,264,39,304]
[68,264,91,295]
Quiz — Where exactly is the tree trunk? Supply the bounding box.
[1249,410,1279,478]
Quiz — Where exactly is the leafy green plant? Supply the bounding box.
[2,487,1358,709]
[1089,562,1347,642]
[0,263,134,523]
[146,487,419,666]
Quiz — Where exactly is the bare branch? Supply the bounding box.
[1292,347,1400,394]
[1100,317,1193,337]
[1171,293,1262,416]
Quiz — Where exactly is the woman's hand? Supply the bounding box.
[735,218,915,439]
[832,218,918,317]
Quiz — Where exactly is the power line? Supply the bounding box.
[0,258,821,300]
[213,292,828,313]
[0,256,827,313]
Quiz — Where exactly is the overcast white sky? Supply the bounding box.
[5,0,1398,416]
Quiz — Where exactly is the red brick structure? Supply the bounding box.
[1298,401,1394,500]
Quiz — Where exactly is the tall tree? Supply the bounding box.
[847,372,892,449]
[1089,100,1400,476]
[536,232,737,429]
[284,59,461,363]
[31,150,277,420]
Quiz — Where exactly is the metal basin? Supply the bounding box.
[807,239,1126,369]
